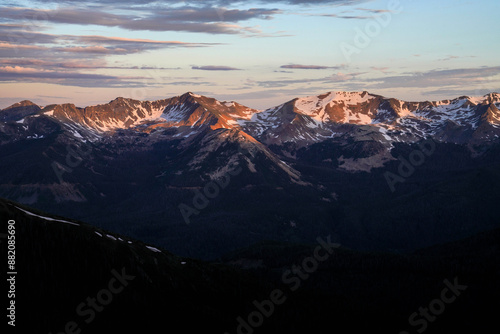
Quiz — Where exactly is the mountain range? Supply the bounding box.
[1,91,500,259]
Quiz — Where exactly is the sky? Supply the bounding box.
[0,0,499,110]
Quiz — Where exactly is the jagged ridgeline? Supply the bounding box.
[1,91,500,260]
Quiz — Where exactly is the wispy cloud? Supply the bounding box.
[255,71,365,88]
[0,42,45,50]
[151,7,281,22]
[0,9,223,89]
[280,64,345,70]
[167,80,214,86]
[0,6,278,35]
[76,36,219,47]
[242,66,500,98]
[355,7,394,14]
[0,66,119,80]
[364,66,500,89]
[0,26,217,55]
[437,55,477,61]
[370,66,390,73]
[0,58,178,70]
[54,46,131,55]
[423,87,500,98]
[281,64,329,70]
[0,72,147,88]
[192,65,242,71]
[317,13,372,19]
[25,0,368,6]
[313,6,397,19]
[0,22,218,69]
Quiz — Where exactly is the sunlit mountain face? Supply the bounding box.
[1,90,500,260]
[2,0,500,333]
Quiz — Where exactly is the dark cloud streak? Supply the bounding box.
[26,0,367,6]
[364,67,500,89]
[280,64,345,70]
[192,65,242,71]
[0,6,279,35]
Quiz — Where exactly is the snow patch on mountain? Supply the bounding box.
[162,103,191,123]
[14,205,80,226]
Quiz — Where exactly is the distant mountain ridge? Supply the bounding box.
[6,89,499,171]
[1,90,500,259]
[3,90,499,154]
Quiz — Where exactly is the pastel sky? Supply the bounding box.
[0,0,499,110]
